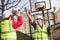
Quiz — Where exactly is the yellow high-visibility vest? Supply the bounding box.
[1,20,17,38]
[33,24,48,40]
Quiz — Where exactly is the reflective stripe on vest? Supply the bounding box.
[1,20,15,34]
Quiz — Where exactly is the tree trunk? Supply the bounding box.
[1,0,5,15]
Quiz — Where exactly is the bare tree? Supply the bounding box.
[0,0,21,15]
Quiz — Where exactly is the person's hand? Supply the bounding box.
[43,31,47,34]
[9,16,12,20]
[16,11,20,16]
[13,10,20,16]
[50,29,54,32]
[13,16,17,22]
[24,7,34,22]
[24,7,31,15]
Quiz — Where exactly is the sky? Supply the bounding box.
[0,0,60,16]
[18,0,60,12]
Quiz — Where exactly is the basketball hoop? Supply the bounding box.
[35,3,44,11]
[30,0,51,12]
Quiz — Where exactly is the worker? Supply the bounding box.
[25,8,48,40]
[1,10,23,40]
[12,7,23,29]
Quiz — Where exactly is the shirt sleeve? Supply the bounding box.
[47,26,51,35]
[31,21,36,30]
[12,16,23,29]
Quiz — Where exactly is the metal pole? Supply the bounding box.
[29,17,33,40]
[42,10,46,24]
[49,0,52,9]
[52,12,56,29]
[47,10,53,40]
[25,8,33,40]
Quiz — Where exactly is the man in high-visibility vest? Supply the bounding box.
[25,8,48,40]
[32,15,48,40]
[1,10,23,40]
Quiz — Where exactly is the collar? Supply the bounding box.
[38,24,43,28]
[3,18,13,20]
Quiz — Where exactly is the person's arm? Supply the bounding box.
[43,31,47,34]
[12,16,23,29]
[47,26,51,35]
[31,21,36,30]
[25,8,37,30]
[25,8,34,23]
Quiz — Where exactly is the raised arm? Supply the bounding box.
[25,8,34,23]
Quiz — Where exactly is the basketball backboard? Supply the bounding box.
[30,0,51,12]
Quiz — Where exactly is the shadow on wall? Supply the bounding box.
[16,31,34,40]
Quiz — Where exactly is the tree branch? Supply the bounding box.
[6,0,21,10]
[1,0,5,7]
[13,0,21,7]
[0,5,2,7]
[20,1,29,10]
[6,6,13,10]
[0,8,2,10]
[4,0,10,6]
[8,0,15,4]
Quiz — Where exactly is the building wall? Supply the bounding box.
[17,13,30,35]
[54,8,60,23]
[54,13,60,23]
[48,28,60,40]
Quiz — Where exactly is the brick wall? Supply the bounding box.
[54,8,60,23]
[48,25,60,40]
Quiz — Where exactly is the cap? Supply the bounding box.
[12,7,20,11]
[36,15,43,20]
[3,10,12,19]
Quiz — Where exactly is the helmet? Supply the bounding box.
[36,15,43,20]
[3,10,12,19]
